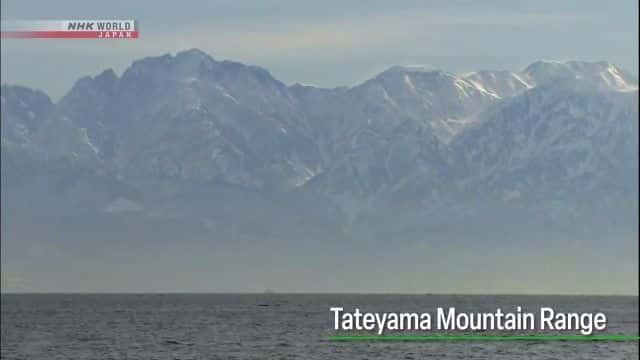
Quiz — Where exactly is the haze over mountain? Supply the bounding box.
[1,49,638,293]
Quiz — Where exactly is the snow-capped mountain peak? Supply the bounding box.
[1,51,637,239]
[521,60,638,91]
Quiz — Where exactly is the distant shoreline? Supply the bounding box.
[2,293,638,297]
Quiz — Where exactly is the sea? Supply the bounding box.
[1,294,638,359]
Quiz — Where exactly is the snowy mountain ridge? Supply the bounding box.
[1,49,637,238]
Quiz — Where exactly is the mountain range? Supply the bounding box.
[2,49,638,253]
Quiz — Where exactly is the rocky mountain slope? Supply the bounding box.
[2,50,637,243]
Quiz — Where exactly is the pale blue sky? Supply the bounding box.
[1,0,638,100]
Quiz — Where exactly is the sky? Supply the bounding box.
[1,0,638,100]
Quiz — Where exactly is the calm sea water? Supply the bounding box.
[1,294,638,359]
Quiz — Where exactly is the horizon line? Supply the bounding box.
[2,291,638,297]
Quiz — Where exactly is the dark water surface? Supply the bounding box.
[1,294,638,359]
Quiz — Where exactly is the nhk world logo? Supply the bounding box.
[1,20,138,39]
